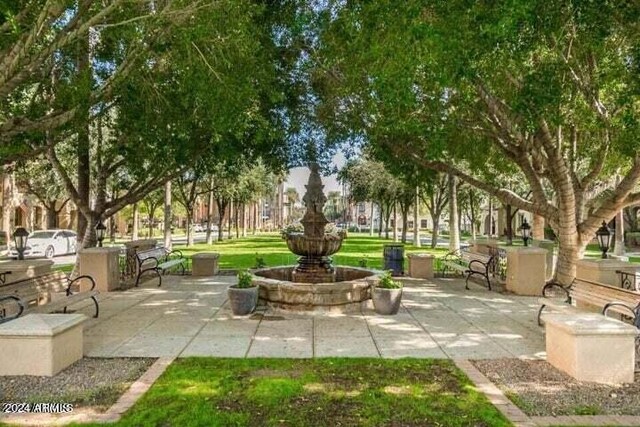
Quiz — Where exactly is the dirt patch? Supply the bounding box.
[0,357,155,411]
[473,358,640,416]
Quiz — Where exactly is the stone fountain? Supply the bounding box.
[253,164,380,312]
[286,163,344,283]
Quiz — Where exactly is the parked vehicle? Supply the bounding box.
[8,229,78,259]
[192,224,205,233]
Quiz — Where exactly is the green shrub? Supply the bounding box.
[377,270,402,289]
[254,253,266,268]
[236,270,254,288]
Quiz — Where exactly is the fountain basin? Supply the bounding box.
[252,266,381,312]
[284,233,344,257]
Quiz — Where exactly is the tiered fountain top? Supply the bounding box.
[301,163,329,239]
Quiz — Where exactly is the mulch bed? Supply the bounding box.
[473,358,640,416]
[0,357,155,411]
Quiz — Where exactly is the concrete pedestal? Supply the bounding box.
[0,260,54,284]
[0,314,86,376]
[407,253,434,279]
[192,252,220,276]
[78,247,121,292]
[532,239,555,281]
[505,247,547,296]
[545,313,637,384]
[576,259,639,287]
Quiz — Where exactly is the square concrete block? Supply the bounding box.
[192,252,220,276]
[545,313,637,384]
[407,254,435,279]
[505,247,547,296]
[78,247,121,292]
[0,314,86,376]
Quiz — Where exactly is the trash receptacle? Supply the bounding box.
[383,244,404,276]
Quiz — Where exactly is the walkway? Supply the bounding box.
[75,275,545,360]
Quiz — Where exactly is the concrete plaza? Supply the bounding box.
[76,275,546,360]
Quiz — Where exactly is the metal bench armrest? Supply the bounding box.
[167,249,183,258]
[468,258,489,272]
[0,295,24,322]
[67,275,97,295]
[542,281,571,302]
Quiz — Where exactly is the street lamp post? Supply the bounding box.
[596,221,612,259]
[95,219,107,247]
[13,227,29,260]
[519,218,531,247]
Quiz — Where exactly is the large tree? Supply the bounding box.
[314,0,640,284]
[0,0,209,163]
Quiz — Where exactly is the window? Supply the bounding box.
[420,219,428,228]
[358,203,365,213]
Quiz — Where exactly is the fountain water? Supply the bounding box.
[253,163,379,311]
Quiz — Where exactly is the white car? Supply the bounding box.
[9,229,78,259]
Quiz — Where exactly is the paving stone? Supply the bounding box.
[315,335,379,357]
[255,318,313,338]
[248,336,313,358]
[181,336,252,357]
[112,334,192,357]
[197,319,260,336]
[314,316,369,337]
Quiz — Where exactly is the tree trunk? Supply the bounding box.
[401,207,408,243]
[76,21,90,247]
[614,209,625,256]
[448,174,460,252]
[253,202,258,235]
[132,203,139,240]
[148,211,154,238]
[46,206,57,229]
[469,191,477,241]
[488,197,493,237]
[186,210,193,246]
[163,180,172,251]
[431,214,440,249]
[235,203,240,239]
[227,200,233,239]
[369,202,374,236]
[216,199,227,241]
[392,203,398,242]
[413,186,421,247]
[505,204,513,245]
[242,203,247,237]
[384,205,392,240]
[532,214,544,240]
[206,190,214,245]
[109,215,116,243]
[2,170,12,233]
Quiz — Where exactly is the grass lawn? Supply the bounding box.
[176,233,449,270]
[75,358,511,427]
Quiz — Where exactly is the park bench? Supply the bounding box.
[439,249,497,291]
[538,277,640,375]
[0,271,98,324]
[537,277,640,327]
[135,247,186,287]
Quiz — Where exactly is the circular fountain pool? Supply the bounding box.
[253,266,381,312]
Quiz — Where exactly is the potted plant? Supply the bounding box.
[371,270,403,315]
[228,270,259,315]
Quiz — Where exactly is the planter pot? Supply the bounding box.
[371,287,403,315]
[228,285,259,315]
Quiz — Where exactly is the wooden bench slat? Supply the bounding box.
[538,277,640,327]
[0,271,99,321]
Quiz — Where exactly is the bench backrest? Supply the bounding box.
[136,247,166,263]
[572,277,640,321]
[0,271,69,305]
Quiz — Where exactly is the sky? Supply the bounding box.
[284,151,346,198]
